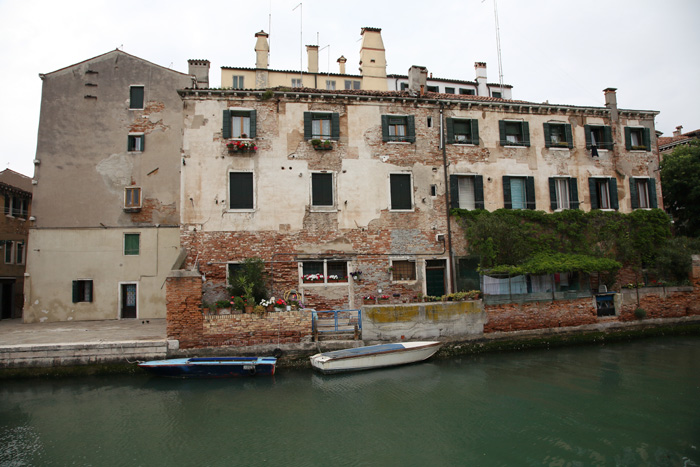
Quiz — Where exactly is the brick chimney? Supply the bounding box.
[187,59,210,88]
[255,31,269,69]
[337,55,347,75]
[604,87,618,121]
[306,45,319,74]
[359,27,387,91]
[408,65,428,96]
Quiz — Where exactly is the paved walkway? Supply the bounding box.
[0,318,167,346]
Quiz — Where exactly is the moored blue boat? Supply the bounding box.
[138,357,276,378]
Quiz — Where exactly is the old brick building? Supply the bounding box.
[0,169,32,319]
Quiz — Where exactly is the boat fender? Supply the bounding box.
[248,367,256,376]
[272,348,283,359]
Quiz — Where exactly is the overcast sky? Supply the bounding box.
[1,0,698,177]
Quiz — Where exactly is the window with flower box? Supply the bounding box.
[625,127,651,151]
[304,112,339,140]
[301,260,348,284]
[222,109,257,139]
[381,115,415,143]
[544,122,573,149]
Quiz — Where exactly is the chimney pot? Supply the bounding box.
[674,125,683,137]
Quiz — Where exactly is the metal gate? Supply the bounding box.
[311,309,362,341]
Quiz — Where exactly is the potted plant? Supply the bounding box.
[226,140,258,153]
[274,298,287,311]
[214,299,232,314]
[303,273,324,283]
[363,295,375,304]
[378,294,390,302]
[351,270,363,281]
[260,298,275,312]
[311,139,333,150]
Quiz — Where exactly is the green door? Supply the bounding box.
[426,260,446,297]
[457,256,481,291]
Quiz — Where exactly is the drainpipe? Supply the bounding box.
[440,103,456,293]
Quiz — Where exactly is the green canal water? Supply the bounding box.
[1,337,699,466]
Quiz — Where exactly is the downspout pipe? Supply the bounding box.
[440,103,456,293]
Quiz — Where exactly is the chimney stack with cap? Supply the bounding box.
[474,62,488,96]
[187,59,210,88]
[673,125,683,137]
[306,45,319,74]
[604,88,618,121]
[359,27,387,91]
[337,56,347,75]
[255,31,269,69]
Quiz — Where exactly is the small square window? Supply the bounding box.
[72,280,93,303]
[301,260,348,284]
[448,119,479,145]
[232,76,245,89]
[223,110,256,139]
[427,85,439,93]
[124,233,140,256]
[459,88,475,95]
[129,86,144,109]
[391,260,416,281]
[125,187,141,209]
[445,87,455,94]
[499,121,530,147]
[292,78,303,88]
[544,123,572,148]
[128,134,144,152]
[382,115,415,143]
[625,127,650,151]
[326,80,336,90]
[400,82,409,91]
[492,91,502,98]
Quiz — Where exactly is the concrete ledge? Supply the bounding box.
[0,339,167,369]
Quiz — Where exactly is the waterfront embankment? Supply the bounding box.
[2,315,699,378]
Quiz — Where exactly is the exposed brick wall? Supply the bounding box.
[617,280,700,321]
[166,272,203,349]
[202,311,312,347]
[484,298,598,333]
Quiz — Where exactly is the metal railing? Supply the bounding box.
[311,309,362,340]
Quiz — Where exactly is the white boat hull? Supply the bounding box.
[310,341,441,374]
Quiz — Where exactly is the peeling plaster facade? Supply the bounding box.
[24,50,194,323]
[179,86,659,311]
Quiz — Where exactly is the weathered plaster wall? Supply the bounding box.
[24,227,180,323]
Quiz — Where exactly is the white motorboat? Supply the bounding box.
[310,341,441,374]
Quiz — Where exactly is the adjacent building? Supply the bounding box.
[24,50,196,323]
[0,170,32,319]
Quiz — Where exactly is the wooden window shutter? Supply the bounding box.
[499,121,506,146]
[525,176,536,209]
[446,118,455,144]
[331,113,340,140]
[565,124,573,149]
[584,125,592,149]
[649,178,658,208]
[303,112,313,140]
[474,175,484,209]
[222,110,232,139]
[643,128,651,151]
[249,110,257,138]
[503,176,512,209]
[406,115,416,143]
[449,175,459,209]
[603,126,613,149]
[609,178,619,210]
[522,122,531,147]
[549,178,557,211]
[229,172,254,209]
[589,178,599,209]
[390,174,412,210]
[569,178,579,209]
[72,280,79,303]
[470,120,480,145]
[543,123,552,148]
[381,115,390,142]
[624,127,632,150]
[312,173,333,206]
[630,178,639,209]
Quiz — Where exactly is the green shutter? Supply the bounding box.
[303,112,313,140]
[222,110,231,139]
[603,126,613,150]
[525,176,536,209]
[630,178,639,209]
[589,178,599,209]
[312,173,333,206]
[643,128,651,151]
[449,175,459,209]
[499,121,506,146]
[610,178,619,210]
[72,280,79,303]
[522,122,531,147]
[140,135,145,152]
[569,178,579,209]
[474,175,484,209]
[446,118,455,144]
[549,178,557,210]
[503,176,512,209]
[406,115,416,143]
[565,124,573,149]
[390,174,412,210]
[381,115,390,142]
[649,178,657,208]
[470,119,480,145]
[584,125,592,149]
[249,110,257,138]
[124,234,140,256]
[331,113,340,140]
[624,127,632,150]
[229,172,254,209]
[543,123,552,148]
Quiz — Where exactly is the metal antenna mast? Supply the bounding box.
[293,3,303,84]
[493,0,505,94]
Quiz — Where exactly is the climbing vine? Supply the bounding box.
[452,208,672,277]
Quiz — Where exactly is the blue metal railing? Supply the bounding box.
[311,309,362,335]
